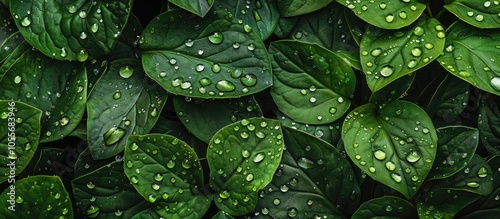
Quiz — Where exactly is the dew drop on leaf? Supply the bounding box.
[21,16,31,27]
[478,167,488,178]
[380,66,394,77]
[14,76,22,84]
[103,127,126,146]
[216,80,236,92]
[406,151,421,163]
[297,157,315,169]
[208,32,224,44]
[490,77,500,91]
[253,153,265,163]
[391,173,402,182]
[119,66,134,78]
[374,150,386,160]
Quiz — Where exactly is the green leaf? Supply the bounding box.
[478,93,500,155]
[337,0,426,29]
[1,32,23,65]
[215,0,280,40]
[342,100,438,199]
[273,16,298,38]
[277,0,333,17]
[173,95,263,143]
[444,0,500,29]
[351,196,417,219]
[208,118,284,216]
[269,40,356,125]
[426,74,470,118]
[360,18,446,92]
[212,211,235,219]
[429,154,494,196]
[140,9,273,99]
[0,100,41,184]
[370,73,415,106]
[256,127,359,218]
[87,59,168,159]
[288,2,358,53]
[276,110,343,146]
[428,126,478,180]
[74,147,116,178]
[9,0,133,62]
[416,189,480,219]
[72,161,151,219]
[33,147,72,178]
[169,0,214,17]
[124,134,212,219]
[436,21,500,95]
[456,155,500,218]
[0,175,73,218]
[0,49,87,142]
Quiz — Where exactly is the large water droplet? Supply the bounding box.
[374,150,386,160]
[216,80,236,92]
[253,153,264,163]
[287,208,298,217]
[21,16,31,27]
[208,32,223,44]
[391,173,402,182]
[478,167,488,178]
[371,48,382,57]
[77,49,89,62]
[380,66,394,77]
[230,68,243,78]
[406,151,421,163]
[119,66,134,78]
[86,206,100,218]
[385,161,396,171]
[219,190,230,199]
[490,77,500,91]
[103,127,126,146]
[411,47,422,57]
[14,76,22,84]
[297,157,315,169]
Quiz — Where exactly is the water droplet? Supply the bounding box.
[437,32,445,39]
[406,151,421,163]
[21,16,31,27]
[411,47,422,57]
[216,80,236,92]
[68,5,78,13]
[130,142,139,150]
[247,43,256,51]
[185,39,194,47]
[152,184,160,190]
[371,48,382,57]
[148,194,156,203]
[91,23,99,33]
[297,157,315,169]
[87,182,95,189]
[490,77,500,91]
[475,14,484,21]
[14,76,22,84]
[244,24,252,32]
[60,117,69,126]
[114,210,123,216]
[374,150,386,160]
[380,66,394,77]
[287,208,298,217]
[478,167,488,178]
[86,206,100,218]
[79,10,87,18]
[407,60,417,68]
[385,205,393,212]
[425,43,434,49]
[167,160,175,168]
[196,64,205,72]
[379,3,387,9]
[103,127,126,146]
[77,49,89,62]
[119,66,134,78]
[219,190,230,199]
[208,32,223,44]
[391,173,402,182]
[399,11,407,19]
[467,182,480,188]
[241,74,257,86]
[246,173,254,181]
[254,153,264,163]
[385,15,394,23]
[385,161,396,171]
[113,91,121,100]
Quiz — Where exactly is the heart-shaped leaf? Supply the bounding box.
[72,161,151,218]
[208,118,284,216]
[478,91,500,155]
[169,0,214,17]
[444,0,500,29]
[87,59,168,159]
[428,126,478,180]
[436,21,500,95]
[342,100,438,199]
[215,0,280,40]
[140,9,272,99]
[0,49,87,142]
[124,134,212,218]
[337,0,426,29]
[255,127,360,218]
[351,196,417,219]
[360,18,446,92]
[0,100,41,184]
[173,95,263,143]
[0,175,73,218]
[269,40,356,125]
[277,0,333,17]
[9,0,133,61]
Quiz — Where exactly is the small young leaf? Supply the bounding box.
[428,126,478,180]
[478,93,500,155]
[444,0,500,29]
[416,189,480,219]
[173,95,263,143]
[72,161,150,218]
[270,40,356,125]
[337,0,426,29]
[0,49,87,142]
[342,100,438,199]
[169,0,214,17]
[360,18,446,92]
[215,0,280,40]
[87,59,167,159]
[9,0,133,61]
[437,21,500,95]
[0,100,41,184]
[256,127,360,218]
[208,118,284,216]
[124,134,212,218]
[140,9,272,99]
[351,196,417,219]
[426,74,470,118]
[278,0,333,17]
[0,175,73,218]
